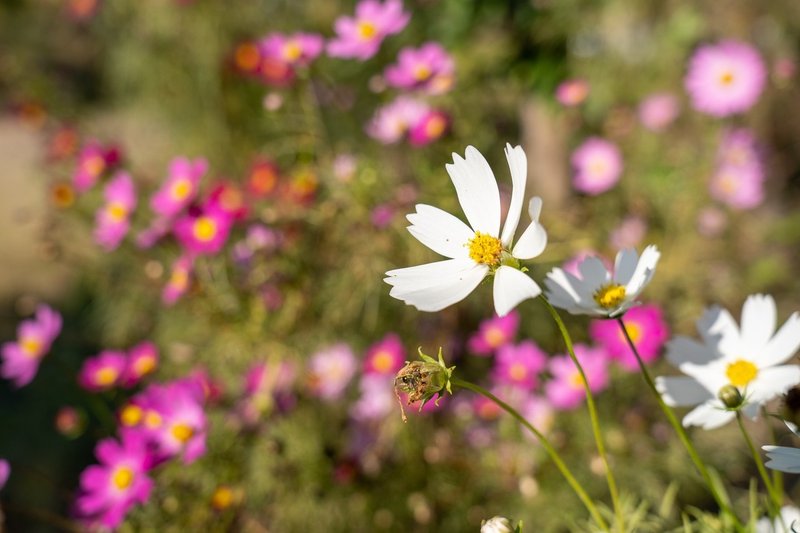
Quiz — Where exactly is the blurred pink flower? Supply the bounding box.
[774,57,797,81]
[638,92,680,131]
[589,304,669,371]
[472,393,503,421]
[261,32,324,67]
[408,110,449,146]
[79,350,127,392]
[0,459,9,491]
[173,206,234,256]
[491,340,547,389]
[571,137,623,195]
[136,216,173,249]
[350,374,395,421]
[363,334,405,376]
[333,154,358,182]
[710,128,766,210]
[162,255,193,306]
[555,79,589,107]
[150,157,207,218]
[308,343,357,400]
[239,360,297,423]
[120,341,159,388]
[327,0,410,60]
[545,344,609,410]
[366,96,428,144]
[520,395,554,438]
[206,181,249,221]
[609,215,647,250]
[385,42,454,94]
[684,40,766,117]
[370,204,395,228]
[468,311,520,356]
[73,140,118,193]
[1,304,62,387]
[94,171,136,251]
[697,206,728,237]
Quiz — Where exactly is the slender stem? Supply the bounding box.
[451,377,609,531]
[616,317,742,527]
[763,407,785,504]
[539,296,623,532]
[736,412,783,522]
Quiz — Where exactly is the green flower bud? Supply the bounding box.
[394,347,455,422]
[718,384,744,410]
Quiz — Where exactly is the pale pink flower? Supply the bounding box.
[327,0,410,60]
[545,344,609,410]
[571,137,623,195]
[491,340,548,389]
[638,92,680,131]
[609,215,647,250]
[363,333,405,376]
[260,32,324,67]
[555,79,589,107]
[94,172,136,251]
[1,304,62,387]
[307,343,357,400]
[384,42,454,95]
[468,311,520,356]
[366,96,428,144]
[150,157,207,218]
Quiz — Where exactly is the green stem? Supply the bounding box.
[616,317,742,528]
[451,377,609,531]
[539,296,623,532]
[736,412,783,522]
[763,407,785,505]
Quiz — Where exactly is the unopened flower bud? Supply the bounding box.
[481,516,516,533]
[718,384,744,409]
[394,347,455,422]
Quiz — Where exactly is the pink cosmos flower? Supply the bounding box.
[710,128,766,210]
[150,157,207,218]
[520,395,554,437]
[136,216,173,249]
[260,32,324,67]
[684,40,767,117]
[571,137,623,195]
[350,374,395,421]
[468,311,520,356]
[149,381,207,464]
[79,350,127,392]
[333,154,358,182]
[120,341,159,388]
[472,393,503,421]
[491,340,548,389]
[1,304,62,387]
[385,42,454,94]
[0,459,9,491]
[307,343,357,400]
[555,79,590,107]
[589,304,669,371]
[638,92,680,131]
[609,215,647,250]
[366,96,428,144]
[173,206,234,256]
[370,204,395,228]
[408,110,450,146]
[545,344,609,410]
[206,181,249,221]
[162,255,194,306]
[94,171,136,251]
[73,140,119,193]
[75,434,153,529]
[327,0,410,60]
[239,361,297,423]
[363,333,405,376]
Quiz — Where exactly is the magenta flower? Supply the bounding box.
[120,341,159,388]
[73,140,118,193]
[385,42,454,94]
[572,137,623,195]
[370,204,395,228]
[79,351,127,392]
[545,344,609,410]
[148,381,207,464]
[472,393,503,420]
[162,255,193,306]
[363,333,405,376]
[75,434,153,529]
[408,110,450,146]
[555,79,590,107]
[638,92,680,131]
[589,304,669,372]
[1,304,62,387]
[327,0,410,60]
[150,157,207,218]
[366,96,428,144]
[491,340,547,389]
[94,172,136,251]
[684,40,766,117]
[173,206,234,256]
[468,311,520,356]
[261,32,324,67]
[0,459,9,491]
[307,343,357,400]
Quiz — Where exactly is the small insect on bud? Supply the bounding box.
[718,384,744,410]
[394,347,455,423]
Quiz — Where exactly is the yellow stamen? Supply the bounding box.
[508,363,527,382]
[413,65,431,81]
[112,466,134,490]
[726,359,758,388]
[283,41,302,62]
[357,21,377,39]
[720,71,735,85]
[95,367,118,386]
[193,217,217,242]
[424,115,447,138]
[144,410,162,429]
[467,232,503,266]
[594,284,626,310]
[106,202,128,223]
[371,351,393,373]
[171,179,192,201]
[569,371,585,389]
[133,356,156,377]
[120,405,143,427]
[484,326,505,348]
[20,336,42,358]
[171,422,194,443]
[621,322,641,343]
[84,155,105,177]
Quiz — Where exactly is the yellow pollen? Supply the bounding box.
[95,367,119,386]
[508,363,527,382]
[413,65,432,81]
[569,371,585,389]
[171,179,192,200]
[594,284,626,310]
[726,359,758,388]
[112,466,134,490]
[621,322,642,343]
[144,410,162,429]
[467,232,503,266]
[133,356,156,377]
[720,71,735,85]
[193,217,217,242]
[485,326,505,348]
[20,336,42,358]
[106,202,127,223]
[170,269,189,290]
[357,21,377,39]
[371,351,394,373]
[283,41,302,61]
[171,423,194,443]
[120,405,143,427]
[424,116,447,138]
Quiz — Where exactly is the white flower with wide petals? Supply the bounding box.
[544,246,660,317]
[656,294,800,430]
[755,505,800,533]
[384,144,547,317]
[762,421,800,474]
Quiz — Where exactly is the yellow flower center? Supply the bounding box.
[84,155,105,176]
[144,410,163,429]
[212,486,235,510]
[569,371,585,389]
[169,268,189,290]
[112,466,134,490]
[594,284,626,310]
[193,217,218,242]
[371,351,394,373]
[95,367,119,386]
[621,322,641,343]
[726,359,758,388]
[485,326,505,348]
[424,115,447,138]
[171,179,192,201]
[120,405,143,427]
[133,355,156,377]
[413,65,432,81]
[357,21,377,39]
[467,232,502,266]
[720,71,735,85]
[171,422,195,443]
[20,336,42,358]
[283,41,302,61]
[509,363,527,382]
[106,202,128,223]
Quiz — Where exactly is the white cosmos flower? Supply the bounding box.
[656,294,800,430]
[384,144,547,317]
[543,246,660,317]
[755,506,800,533]
[481,516,514,533]
[762,421,800,474]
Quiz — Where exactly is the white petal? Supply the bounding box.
[385,258,475,288]
[613,248,639,286]
[578,257,611,289]
[406,204,473,259]
[682,401,735,430]
[500,144,527,247]
[492,266,541,317]
[763,446,800,473]
[528,196,542,222]
[511,220,547,260]
[655,376,714,407]
[622,244,660,297]
[445,147,500,236]
[697,305,741,359]
[740,294,776,357]
[544,269,581,309]
[763,312,800,368]
[747,365,800,405]
[386,262,488,312]
[665,336,721,367]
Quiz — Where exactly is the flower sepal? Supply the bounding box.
[394,347,455,422]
